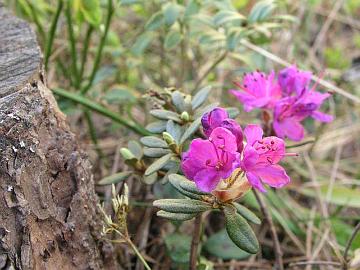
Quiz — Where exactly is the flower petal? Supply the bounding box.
[241,146,259,171]
[311,110,333,123]
[245,171,266,192]
[244,124,263,146]
[209,127,238,153]
[255,164,290,189]
[194,169,220,192]
[201,107,229,137]
[220,119,244,152]
[273,118,304,141]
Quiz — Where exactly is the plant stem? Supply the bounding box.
[127,239,152,270]
[84,108,105,160]
[81,0,114,95]
[189,214,202,270]
[65,2,79,87]
[53,88,150,136]
[253,190,284,270]
[193,51,227,92]
[79,25,94,82]
[343,222,360,270]
[44,0,63,70]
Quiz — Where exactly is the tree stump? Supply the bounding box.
[0,4,117,270]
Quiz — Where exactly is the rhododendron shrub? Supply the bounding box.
[230,65,333,141]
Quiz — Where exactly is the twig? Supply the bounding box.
[343,222,360,270]
[311,0,345,54]
[253,190,284,270]
[238,39,360,103]
[189,214,202,270]
[193,51,227,92]
[289,261,341,268]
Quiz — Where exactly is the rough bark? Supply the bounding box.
[0,4,118,270]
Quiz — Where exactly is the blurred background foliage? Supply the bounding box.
[6,0,360,268]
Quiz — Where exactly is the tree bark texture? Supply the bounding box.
[0,4,117,270]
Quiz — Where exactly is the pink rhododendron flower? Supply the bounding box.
[201,107,243,152]
[278,65,312,96]
[230,71,281,112]
[241,124,292,192]
[181,127,240,192]
[273,89,333,141]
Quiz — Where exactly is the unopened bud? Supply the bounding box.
[120,148,135,160]
[163,132,176,145]
[180,111,190,122]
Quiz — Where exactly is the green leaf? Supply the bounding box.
[166,120,183,144]
[191,85,212,110]
[165,233,191,264]
[180,117,201,144]
[143,172,158,184]
[153,198,212,213]
[145,11,164,31]
[301,185,360,208]
[80,0,102,26]
[213,10,246,26]
[164,30,182,50]
[248,0,275,23]
[184,0,200,18]
[168,174,205,200]
[194,102,220,119]
[128,140,143,160]
[140,136,168,148]
[97,171,132,185]
[150,109,181,122]
[223,205,259,254]
[146,121,167,133]
[171,91,186,112]
[145,153,173,176]
[204,229,251,260]
[162,3,182,26]
[157,210,196,221]
[131,32,154,56]
[233,202,261,225]
[143,147,171,158]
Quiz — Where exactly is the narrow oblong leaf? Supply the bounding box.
[140,136,168,148]
[157,210,196,221]
[143,172,158,184]
[223,205,259,254]
[169,174,210,196]
[146,121,167,133]
[128,140,143,160]
[97,171,133,185]
[180,117,201,144]
[166,120,183,144]
[165,30,182,50]
[145,153,173,176]
[168,174,203,200]
[145,11,164,31]
[171,91,186,112]
[144,147,171,158]
[150,109,181,122]
[233,202,261,225]
[191,86,212,110]
[153,199,212,213]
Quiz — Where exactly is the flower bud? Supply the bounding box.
[162,132,176,145]
[180,111,190,122]
[120,148,135,160]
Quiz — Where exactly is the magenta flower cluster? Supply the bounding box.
[230,65,333,141]
[181,107,292,193]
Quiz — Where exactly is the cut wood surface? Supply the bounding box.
[0,4,117,270]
